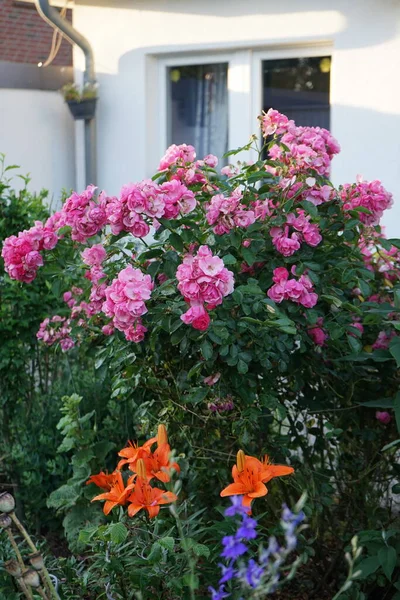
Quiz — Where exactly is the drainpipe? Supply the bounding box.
[35,0,97,186]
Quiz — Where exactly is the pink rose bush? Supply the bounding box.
[2,107,398,371]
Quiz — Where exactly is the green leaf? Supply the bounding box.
[389,337,400,366]
[200,340,213,361]
[388,238,400,250]
[169,232,184,252]
[300,200,318,217]
[171,327,186,345]
[158,536,175,552]
[223,253,237,265]
[358,398,394,408]
[191,542,210,558]
[356,556,380,579]
[378,545,397,580]
[382,439,400,452]
[47,484,80,510]
[110,522,128,545]
[185,387,209,404]
[237,359,248,374]
[395,391,400,435]
[183,573,199,590]
[242,247,257,266]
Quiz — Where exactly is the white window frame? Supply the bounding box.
[152,43,333,170]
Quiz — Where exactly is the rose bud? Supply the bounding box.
[0,492,15,513]
[22,569,41,588]
[0,513,12,529]
[29,552,44,571]
[5,559,22,578]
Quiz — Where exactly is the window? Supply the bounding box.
[167,62,229,159]
[154,46,332,172]
[262,56,331,129]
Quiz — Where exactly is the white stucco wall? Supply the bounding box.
[73,0,400,235]
[0,89,75,205]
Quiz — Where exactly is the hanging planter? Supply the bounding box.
[66,98,97,120]
[61,82,98,121]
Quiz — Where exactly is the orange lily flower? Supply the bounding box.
[86,471,116,491]
[142,443,180,483]
[220,450,294,510]
[92,471,136,515]
[127,459,177,518]
[117,436,157,470]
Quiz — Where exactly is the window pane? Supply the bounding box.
[167,63,229,159]
[262,56,331,129]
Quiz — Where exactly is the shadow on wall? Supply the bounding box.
[75,0,400,49]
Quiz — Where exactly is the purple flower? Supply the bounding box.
[245,559,264,588]
[219,563,236,584]
[209,585,230,600]
[260,536,280,565]
[221,535,248,560]
[224,495,247,518]
[237,516,258,540]
[282,504,305,526]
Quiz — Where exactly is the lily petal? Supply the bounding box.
[128,503,142,517]
[262,465,294,483]
[146,505,160,519]
[220,482,248,497]
[248,481,268,498]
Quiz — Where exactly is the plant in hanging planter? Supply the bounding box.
[61,82,98,120]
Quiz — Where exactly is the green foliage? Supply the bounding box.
[2,123,400,599]
[0,161,111,537]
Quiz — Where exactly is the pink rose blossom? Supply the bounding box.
[372,330,395,350]
[376,411,391,425]
[204,372,221,386]
[205,189,255,235]
[268,267,318,308]
[81,244,107,266]
[158,144,196,171]
[37,315,74,351]
[341,179,393,225]
[102,265,153,342]
[308,318,328,346]
[177,246,234,330]
[102,323,115,336]
[260,108,293,137]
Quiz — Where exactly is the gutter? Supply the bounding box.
[35,0,97,186]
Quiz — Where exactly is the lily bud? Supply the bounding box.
[22,569,41,588]
[0,492,15,513]
[136,458,147,479]
[29,553,45,571]
[0,513,12,529]
[236,450,246,473]
[5,559,22,578]
[157,424,168,446]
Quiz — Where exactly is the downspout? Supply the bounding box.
[35,0,97,186]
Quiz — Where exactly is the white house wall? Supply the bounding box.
[73,0,400,236]
[0,89,75,205]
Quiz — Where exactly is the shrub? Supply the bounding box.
[2,111,400,598]
[0,159,111,535]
